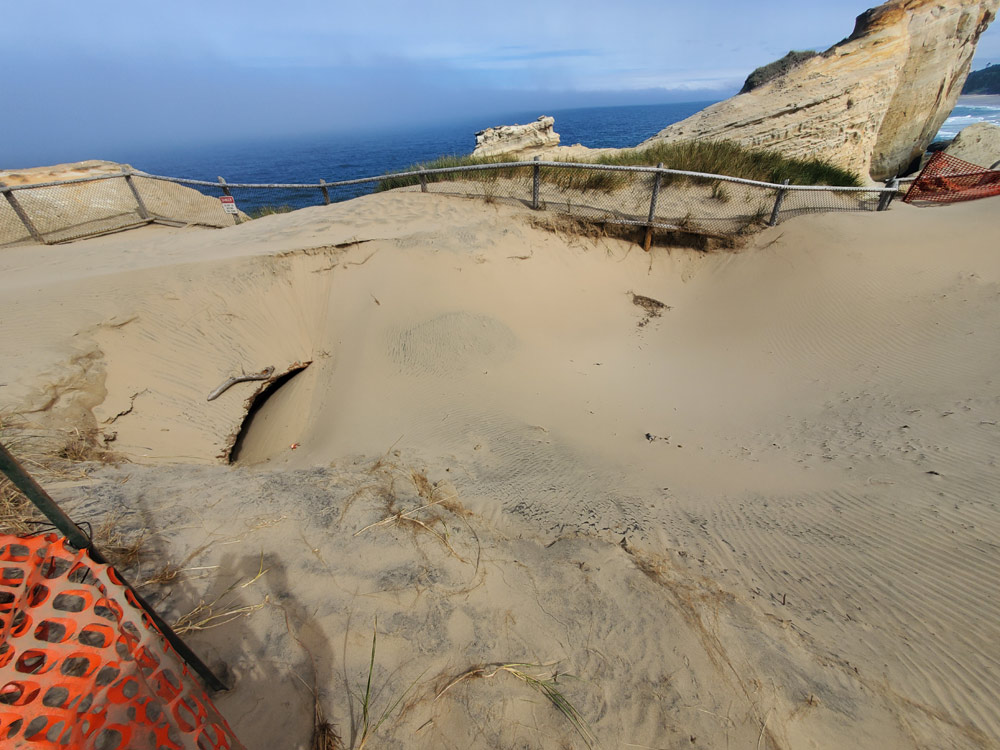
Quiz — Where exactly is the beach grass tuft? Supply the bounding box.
[437,662,597,748]
[248,204,297,219]
[172,553,270,635]
[353,462,480,570]
[376,138,862,194]
[605,139,862,187]
[0,411,116,536]
[354,616,422,750]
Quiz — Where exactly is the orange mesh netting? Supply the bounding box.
[0,534,244,749]
[903,151,1000,204]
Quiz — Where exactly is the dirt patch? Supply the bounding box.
[630,292,670,328]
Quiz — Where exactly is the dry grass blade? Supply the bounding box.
[281,607,345,750]
[289,663,344,750]
[312,703,343,750]
[353,467,471,565]
[91,515,145,571]
[172,554,270,635]
[140,561,182,587]
[173,600,266,635]
[437,662,597,749]
[0,481,36,536]
[353,498,445,536]
[0,411,117,535]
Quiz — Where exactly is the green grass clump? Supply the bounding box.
[437,662,596,749]
[248,204,297,219]
[353,617,423,749]
[593,140,862,187]
[376,154,525,191]
[375,153,627,193]
[375,139,862,194]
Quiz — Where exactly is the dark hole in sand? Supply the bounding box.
[228,363,311,464]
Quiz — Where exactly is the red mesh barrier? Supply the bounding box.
[903,151,1000,204]
[0,534,243,749]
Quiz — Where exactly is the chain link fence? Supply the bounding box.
[1,162,899,248]
[390,162,895,238]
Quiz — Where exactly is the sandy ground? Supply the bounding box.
[2,191,999,749]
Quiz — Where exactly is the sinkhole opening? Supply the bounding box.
[228,362,311,464]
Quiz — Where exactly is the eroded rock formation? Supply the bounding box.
[642,0,999,180]
[472,116,560,157]
[945,121,1000,168]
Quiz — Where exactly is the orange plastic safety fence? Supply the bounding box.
[0,534,244,750]
[903,151,1000,204]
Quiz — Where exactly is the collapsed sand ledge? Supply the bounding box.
[1,192,999,748]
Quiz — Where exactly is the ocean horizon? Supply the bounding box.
[6,96,997,190]
[108,96,1000,186]
[109,101,716,186]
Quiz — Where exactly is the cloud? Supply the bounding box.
[4,0,998,165]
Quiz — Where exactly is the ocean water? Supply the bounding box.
[127,101,715,186]
[935,97,1000,140]
[115,97,997,213]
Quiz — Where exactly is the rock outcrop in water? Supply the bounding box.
[642,0,1000,180]
[472,116,560,157]
[945,122,1000,168]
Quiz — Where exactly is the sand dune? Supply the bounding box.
[1,192,998,749]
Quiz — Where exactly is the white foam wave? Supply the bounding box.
[936,107,1000,140]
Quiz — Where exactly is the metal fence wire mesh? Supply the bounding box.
[416,165,534,207]
[0,196,32,246]
[778,186,883,218]
[649,174,772,235]
[536,166,654,225]
[0,163,900,249]
[5,176,145,245]
[131,177,232,228]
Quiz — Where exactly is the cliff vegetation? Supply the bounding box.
[962,63,1000,93]
[377,140,862,193]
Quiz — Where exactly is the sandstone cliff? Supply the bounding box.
[642,0,999,180]
[472,116,559,157]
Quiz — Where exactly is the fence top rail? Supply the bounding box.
[4,162,899,194]
[505,161,896,193]
[146,162,897,193]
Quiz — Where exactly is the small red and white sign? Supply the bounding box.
[219,195,238,215]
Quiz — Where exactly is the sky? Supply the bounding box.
[4,0,1000,167]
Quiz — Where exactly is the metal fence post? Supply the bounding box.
[319,179,331,205]
[419,173,428,193]
[0,441,229,692]
[1,181,47,244]
[532,156,541,210]
[643,162,664,251]
[217,176,242,224]
[121,166,151,220]
[877,176,898,211]
[768,179,791,226]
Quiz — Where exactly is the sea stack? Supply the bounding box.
[642,0,1000,180]
[472,116,560,157]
